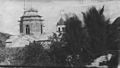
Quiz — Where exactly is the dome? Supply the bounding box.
[20,8,43,21]
[23,8,39,16]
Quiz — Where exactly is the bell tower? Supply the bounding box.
[19,8,44,36]
[56,10,66,33]
[19,0,44,36]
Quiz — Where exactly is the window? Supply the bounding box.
[41,24,43,34]
[26,25,30,34]
[62,27,65,32]
[58,27,60,32]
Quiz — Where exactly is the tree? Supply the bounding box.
[82,6,111,57]
[63,16,83,54]
[49,6,119,67]
[63,15,93,66]
[14,41,52,66]
[105,17,120,68]
[82,6,119,67]
[48,33,67,66]
[49,15,91,67]
[109,17,120,50]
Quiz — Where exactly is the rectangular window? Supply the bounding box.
[58,27,60,32]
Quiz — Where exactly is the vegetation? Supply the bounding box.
[14,41,53,66]
[48,16,90,67]
[0,6,119,68]
[82,6,110,56]
[0,32,11,47]
[48,6,119,67]
[82,6,119,67]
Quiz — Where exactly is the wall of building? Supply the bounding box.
[21,20,43,35]
[56,25,65,32]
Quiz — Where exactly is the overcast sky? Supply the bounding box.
[0,0,120,35]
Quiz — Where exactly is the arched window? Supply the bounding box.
[58,27,60,32]
[26,25,30,34]
[20,22,23,33]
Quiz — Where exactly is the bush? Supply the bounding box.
[19,41,53,66]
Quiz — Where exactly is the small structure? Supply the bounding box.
[56,17,65,33]
[19,8,44,37]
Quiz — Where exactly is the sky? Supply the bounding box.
[0,0,120,35]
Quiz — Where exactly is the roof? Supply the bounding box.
[57,18,65,26]
[20,8,44,22]
[24,8,38,14]
[6,33,52,47]
[23,8,42,17]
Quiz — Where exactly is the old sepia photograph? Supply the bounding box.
[0,0,119,68]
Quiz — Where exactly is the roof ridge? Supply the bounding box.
[57,17,65,26]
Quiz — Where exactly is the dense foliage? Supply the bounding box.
[82,6,119,67]
[82,6,110,56]
[19,41,52,66]
[49,16,90,67]
[49,6,119,67]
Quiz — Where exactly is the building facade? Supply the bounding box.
[19,8,44,36]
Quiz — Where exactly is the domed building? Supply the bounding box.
[19,8,44,37]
